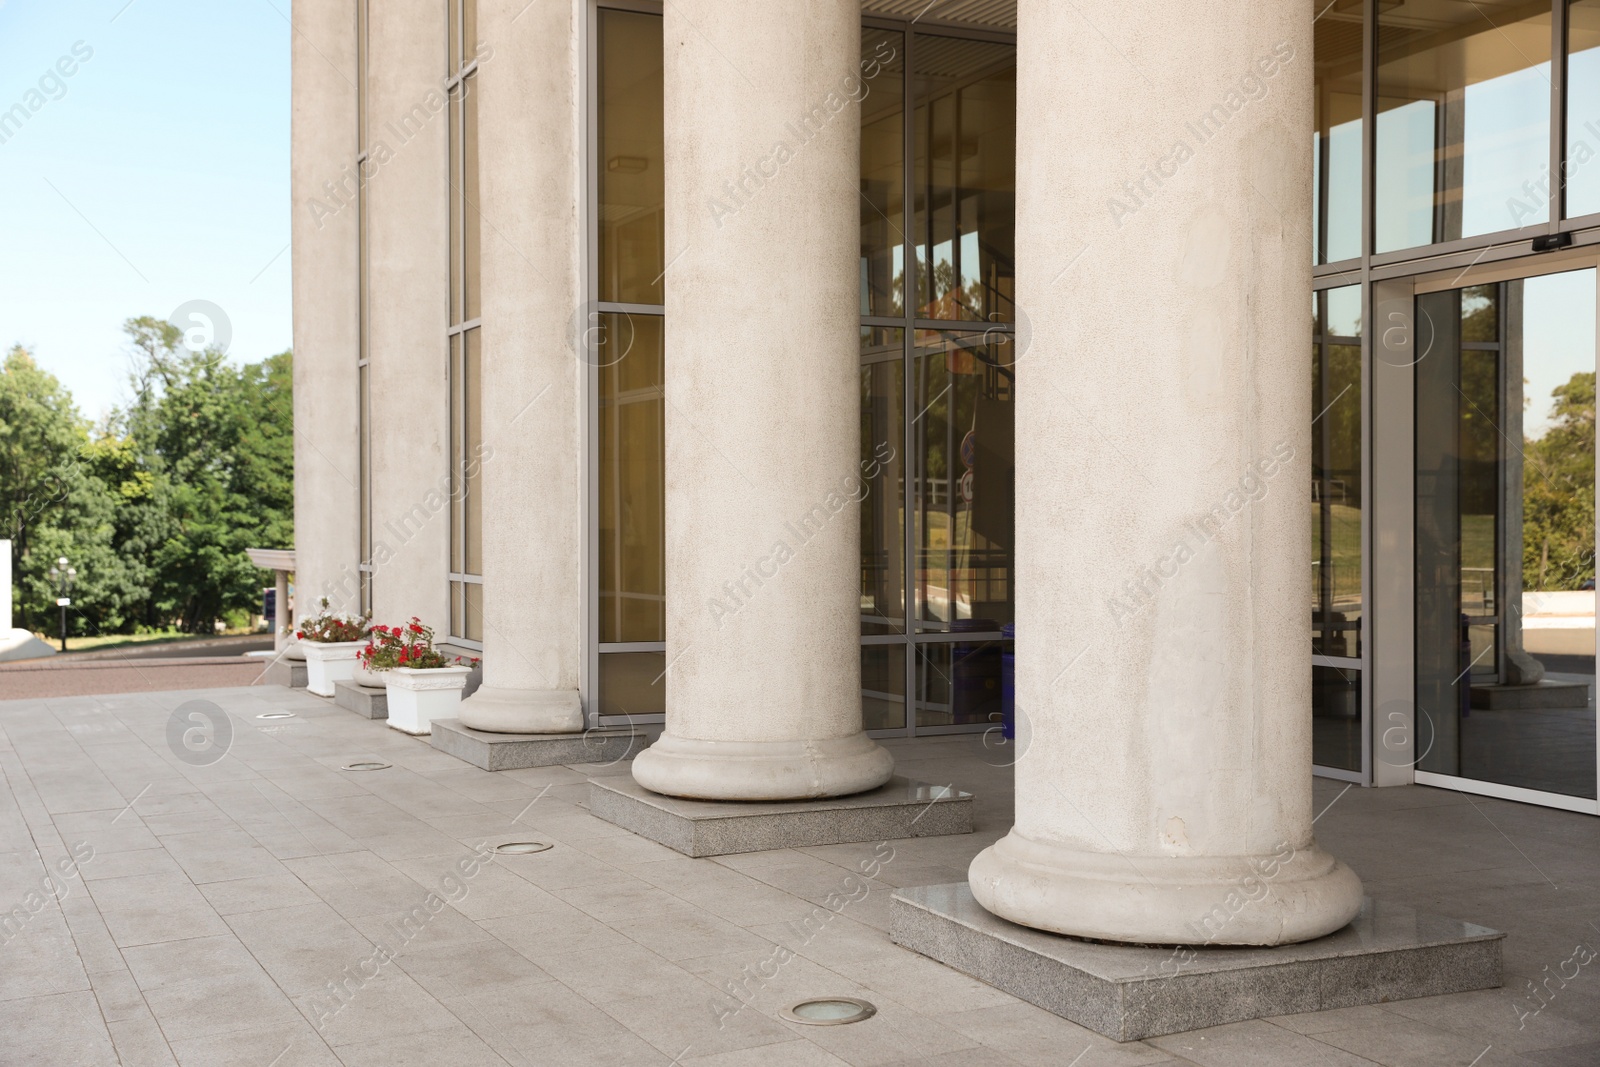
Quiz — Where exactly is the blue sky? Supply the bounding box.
[0,0,290,422]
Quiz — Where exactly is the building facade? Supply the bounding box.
[293,0,1600,898]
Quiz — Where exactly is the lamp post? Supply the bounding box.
[49,557,75,652]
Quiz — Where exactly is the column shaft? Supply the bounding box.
[456,0,585,733]
[969,0,1361,945]
[290,0,360,614]
[631,0,892,799]
[365,0,451,629]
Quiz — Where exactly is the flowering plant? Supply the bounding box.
[294,597,370,643]
[358,617,480,671]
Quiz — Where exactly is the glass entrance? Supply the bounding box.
[1413,267,1598,804]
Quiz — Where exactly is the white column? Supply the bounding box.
[454,0,584,733]
[630,0,892,799]
[970,0,1362,945]
[290,0,360,615]
[364,0,451,630]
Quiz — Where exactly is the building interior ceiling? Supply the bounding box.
[862,0,1017,31]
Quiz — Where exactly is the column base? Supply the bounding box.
[631,731,894,801]
[969,828,1363,946]
[891,884,1502,1041]
[456,685,582,734]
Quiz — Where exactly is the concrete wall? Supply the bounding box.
[290,0,360,617]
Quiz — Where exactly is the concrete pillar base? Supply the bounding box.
[969,829,1363,946]
[632,731,894,802]
[456,686,582,734]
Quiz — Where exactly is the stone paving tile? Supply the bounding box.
[0,989,119,1066]
[436,974,668,1066]
[1307,1017,1510,1066]
[940,1001,1175,1066]
[7,685,1600,1065]
[1149,1020,1385,1066]
[105,1012,179,1067]
[682,1039,853,1066]
[167,1020,344,1067]
[770,990,990,1067]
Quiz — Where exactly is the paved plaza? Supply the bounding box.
[1,684,1598,1066]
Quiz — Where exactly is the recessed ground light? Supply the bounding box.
[341,761,391,771]
[781,998,877,1026]
[492,841,553,855]
[256,712,295,720]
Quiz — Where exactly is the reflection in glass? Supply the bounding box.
[1416,270,1597,799]
[1312,286,1363,660]
[913,34,1015,322]
[448,83,463,325]
[863,643,906,731]
[598,9,665,305]
[1375,1,1552,252]
[599,314,665,644]
[913,330,1014,632]
[1570,1,1600,219]
[1314,3,1363,263]
[462,329,483,574]
[861,29,905,317]
[462,74,481,322]
[917,639,1008,728]
[1313,664,1362,771]
[861,329,906,634]
[599,652,664,717]
[449,581,483,643]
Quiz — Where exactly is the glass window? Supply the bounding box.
[1415,269,1597,799]
[598,9,665,306]
[599,651,665,717]
[1314,4,1364,263]
[463,328,483,575]
[450,581,483,644]
[861,329,906,635]
[1569,0,1600,218]
[599,313,665,644]
[449,83,463,325]
[1375,1,1553,252]
[447,1,482,638]
[916,638,1007,728]
[861,29,905,317]
[912,329,1014,633]
[463,73,481,322]
[863,643,906,731]
[449,333,464,573]
[913,34,1015,323]
[1312,285,1364,772]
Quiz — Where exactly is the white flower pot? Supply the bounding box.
[284,637,308,662]
[385,666,471,735]
[302,640,366,696]
[352,659,388,690]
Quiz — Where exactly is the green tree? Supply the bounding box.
[0,345,150,634]
[1523,371,1596,591]
[118,317,294,632]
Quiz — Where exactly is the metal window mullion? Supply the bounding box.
[582,0,602,728]
[901,24,919,736]
[1358,0,1376,786]
[1553,0,1569,229]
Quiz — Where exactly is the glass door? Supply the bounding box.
[1413,267,1598,808]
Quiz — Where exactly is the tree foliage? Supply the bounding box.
[1,319,293,636]
[1524,371,1596,591]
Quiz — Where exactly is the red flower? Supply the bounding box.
[295,631,304,639]
[409,623,422,635]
